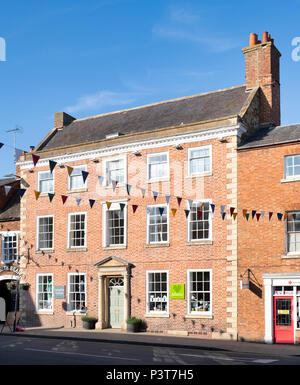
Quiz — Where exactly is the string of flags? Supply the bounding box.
[0,152,296,222]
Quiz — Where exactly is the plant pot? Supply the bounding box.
[126,322,140,333]
[82,320,97,330]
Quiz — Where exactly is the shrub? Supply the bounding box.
[81,315,98,322]
[126,316,141,324]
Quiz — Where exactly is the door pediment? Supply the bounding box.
[94,256,132,269]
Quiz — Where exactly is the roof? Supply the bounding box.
[0,190,20,222]
[238,124,300,149]
[0,178,17,187]
[38,85,250,151]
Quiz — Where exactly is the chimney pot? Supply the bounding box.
[262,31,269,44]
[249,33,258,46]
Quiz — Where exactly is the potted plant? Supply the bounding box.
[6,282,17,290]
[20,283,30,291]
[81,315,98,330]
[126,316,141,332]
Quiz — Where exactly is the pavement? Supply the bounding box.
[1,326,300,358]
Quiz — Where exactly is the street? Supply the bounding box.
[1,334,300,366]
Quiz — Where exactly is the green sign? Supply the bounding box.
[170,284,185,299]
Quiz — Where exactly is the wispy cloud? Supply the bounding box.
[153,25,240,53]
[168,6,200,24]
[64,90,138,114]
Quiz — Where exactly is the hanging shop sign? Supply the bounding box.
[170,284,185,299]
[54,286,66,299]
[0,265,22,276]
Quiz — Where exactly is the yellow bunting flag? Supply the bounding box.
[242,209,247,218]
[171,208,177,217]
[289,214,294,221]
[283,213,288,221]
[67,166,74,177]
[34,190,41,200]
[106,201,112,210]
[233,212,237,220]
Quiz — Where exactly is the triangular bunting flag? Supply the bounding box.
[49,160,57,174]
[4,185,11,195]
[277,213,283,221]
[132,205,138,213]
[184,209,190,218]
[177,197,182,207]
[19,189,26,198]
[289,214,294,221]
[140,188,146,198]
[75,197,82,206]
[153,191,158,201]
[89,199,95,208]
[221,212,226,220]
[98,176,104,186]
[197,210,202,220]
[210,204,215,215]
[245,213,250,221]
[48,193,55,202]
[269,212,273,221]
[171,208,177,217]
[120,203,125,212]
[230,207,235,216]
[256,213,261,221]
[188,199,193,208]
[112,180,118,191]
[220,205,226,213]
[34,190,41,200]
[252,210,256,220]
[82,171,89,184]
[32,154,40,167]
[126,184,132,195]
[293,214,296,221]
[233,212,237,220]
[283,213,288,221]
[158,207,165,216]
[261,211,265,219]
[61,195,68,204]
[106,202,112,210]
[67,166,73,177]
[165,195,170,205]
[242,209,247,218]
[146,207,151,214]
[0,143,3,149]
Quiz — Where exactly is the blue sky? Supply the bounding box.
[0,0,299,176]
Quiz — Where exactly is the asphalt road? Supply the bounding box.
[1,334,300,366]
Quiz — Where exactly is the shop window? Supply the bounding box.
[68,273,86,312]
[187,269,211,314]
[146,271,168,313]
[37,274,53,311]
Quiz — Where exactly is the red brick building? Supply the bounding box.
[15,31,294,342]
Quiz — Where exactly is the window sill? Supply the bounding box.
[66,188,88,194]
[36,249,54,254]
[66,311,87,316]
[282,254,300,259]
[102,245,127,250]
[35,311,54,315]
[186,172,213,179]
[185,313,213,319]
[146,178,170,184]
[281,177,300,183]
[39,192,54,197]
[66,248,87,252]
[145,243,170,248]
[103,183,126,189]
[145,313,170,318]
[186,240,213,246]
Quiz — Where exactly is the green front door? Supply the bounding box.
[108,277,124,328]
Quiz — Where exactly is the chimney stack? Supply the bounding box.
[54,112,76,130]
[242,31,281,127]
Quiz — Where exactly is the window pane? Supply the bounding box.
[189,271,211,313]
[148,272,168,313]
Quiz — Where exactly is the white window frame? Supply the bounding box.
[187,145,212,177]
[284,154,300,180]
[187,269,212,316]
[146,204,169,244]
[285,211,300,255]
[102,201,127,247]
[146,270,169,315]
[36,273,53,312]
[67,165,87,191]
[187,199,212,242]
[67,272,87,313]
[146,151,169,182]
[102,155,127,187]
[36,215,54,251]
[67,212,87,249]
[37,170,54,194]
[1,231,19,264]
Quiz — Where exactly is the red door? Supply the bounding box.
[273,296,294,344]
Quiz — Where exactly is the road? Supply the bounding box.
[0,334,300,366]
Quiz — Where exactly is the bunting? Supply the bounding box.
[230,207,235,216]
[184,209,190,218]
[82,171,89,184]
[153,191,158,201]
[67,166,73,177]
[112,180,118,191]
[277,213,283,221]
[61,195,68,204]
[233,212,237,220]
[98,176,104,186]
[132,205,138,213]
[48,193,55,202]
[89,199,95,208]
[126,184,132,196]
[165,195,170,205]
[245,213,250,221]
[171,208,177,217]
[49,160,57,174]
[19,189,26,198]
[269,212,273,221]
[4,186,11,196]
[158,207,165,216]
[251,210,256,220]
[34,190,41,200]
[120,203,125,212]
[75,197,82,206]
[221,212,226,220]
[177,197,182,207]
[32,154,40,167]
[106,202,112,210]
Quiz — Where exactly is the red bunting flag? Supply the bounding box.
[230,207,235,216]
[256,213,261,221]
[132,205,138,213]
[177,197,182,207]
[32,154,40,167]
[61,195,68,204]
[269,212,273,221]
